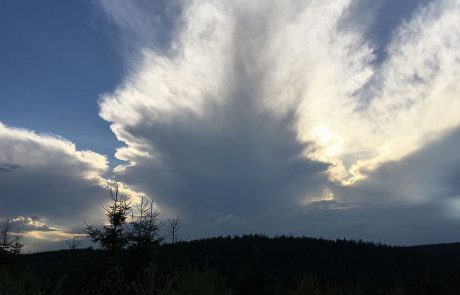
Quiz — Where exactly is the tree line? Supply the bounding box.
[3,186,460,294]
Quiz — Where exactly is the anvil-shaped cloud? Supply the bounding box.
[98,0,460,240]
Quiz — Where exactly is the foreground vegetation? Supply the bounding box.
[2,188,460,294]
[2,236,460,294]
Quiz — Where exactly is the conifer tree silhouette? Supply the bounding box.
[84,184,131,252]
[128,196,164,249]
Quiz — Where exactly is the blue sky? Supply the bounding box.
[0,0,123,160]
[2,0,460,252]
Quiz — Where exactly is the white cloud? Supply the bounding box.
[0,122,108,179]
[295,0,460,184]
[0,122,144,251]
[97,0,460,242]
[101,0,460,185]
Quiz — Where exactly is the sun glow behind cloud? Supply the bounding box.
[100,0,460,191]
[275,0,460,185]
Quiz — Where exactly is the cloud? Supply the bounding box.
[333,126,460,207]
[1,0,457,247]
[295,126,459,245]
[0,122,144,251]
[289,125,460,245]
[98,0,181,54]
[290,0,460,184]
[287,200,460,245]
[98,0,460,243]
[99,0,342,229]
[7,216,58,232]
[0,122,108,220]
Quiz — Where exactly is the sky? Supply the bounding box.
[1,0,460,252]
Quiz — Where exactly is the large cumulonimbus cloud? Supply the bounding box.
[99,0,460,240]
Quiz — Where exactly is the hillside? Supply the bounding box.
[2,235,460,294]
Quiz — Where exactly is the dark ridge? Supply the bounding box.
[3,235,460,294]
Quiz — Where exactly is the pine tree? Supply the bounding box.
[84,185,132,252]
[128,196,163,249]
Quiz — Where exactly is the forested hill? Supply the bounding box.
[160,236,460,291]
[3,235,460,294]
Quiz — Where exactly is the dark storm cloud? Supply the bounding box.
[98,0,346,228]
[0,165,107,220]
[98,0,460,244]
[115,99,330,223]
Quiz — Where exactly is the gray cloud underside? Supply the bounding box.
[97,0,460,244]
[189,127,460,244]
[0,166,106,221]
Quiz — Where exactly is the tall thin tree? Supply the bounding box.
[166,217,182,244]
[65,236,82,250]
[128,196,164,249]
[84,184,132,252]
